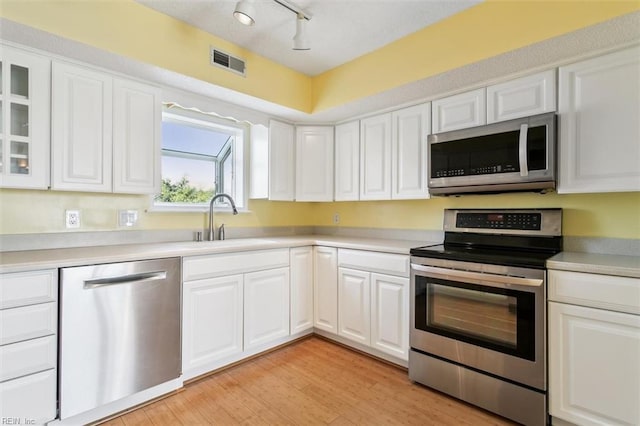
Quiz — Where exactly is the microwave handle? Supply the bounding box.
[519,124,529,177]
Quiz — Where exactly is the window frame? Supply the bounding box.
[150,109,247,213]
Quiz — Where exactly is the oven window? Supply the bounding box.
[415,276,536,361]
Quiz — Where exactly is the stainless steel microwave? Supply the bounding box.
[428,112,556,195]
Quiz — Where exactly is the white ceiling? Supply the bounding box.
[134,0,482,76]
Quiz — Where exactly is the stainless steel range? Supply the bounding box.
[409,209,562,426]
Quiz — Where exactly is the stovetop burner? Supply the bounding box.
[410,243,559,269]
[411,209,563,269]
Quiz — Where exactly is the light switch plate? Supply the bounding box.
[118,210,138,227]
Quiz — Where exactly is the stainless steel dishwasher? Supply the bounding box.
[59,257,181,419]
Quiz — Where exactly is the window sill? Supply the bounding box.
[147,203,249,214]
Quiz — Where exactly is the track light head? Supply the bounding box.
[292,14,310,50]
[233,0,255,26]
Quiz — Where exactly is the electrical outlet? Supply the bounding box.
[65,210,80,229]
[333,213,340,224]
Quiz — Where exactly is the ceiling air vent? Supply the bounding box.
[210,47,246,77]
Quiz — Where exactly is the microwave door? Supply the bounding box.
[428,113,556,195]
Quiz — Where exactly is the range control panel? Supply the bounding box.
[456,212,542,230]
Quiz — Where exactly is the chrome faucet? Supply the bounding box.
[208,193,238,241]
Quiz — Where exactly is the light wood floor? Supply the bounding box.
[103,337,515,425]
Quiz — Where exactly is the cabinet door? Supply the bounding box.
[269,119,295,201]
[244,267,290,350]
[338,267,370,345]
[558,46,640,193]
[549,302,640,426]
[487,69,556,123]
[290,246,314,334]
[371,273,409,360]
[51,61,112,192]
[314,246,338,334]
[432,88,486,133]
[391,103,430,199]
[360,113,392,200]
[334,121,360,201]
[0,45,50,189]
[182,275,244,372]
[113,78,161,194]
[295,126,334,201]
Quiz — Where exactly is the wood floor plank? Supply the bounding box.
[143,401,182,426]
[119,406,153,426]
[108,337,516,425]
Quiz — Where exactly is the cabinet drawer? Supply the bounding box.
[549,270,640,315]
[0,369,57,424]
[0,269,57,309]
[338,249,409,277]
[183,249,289,281]
[0,303,57,345]
[0,335,57,382]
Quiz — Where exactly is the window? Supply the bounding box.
[154,109,245,211]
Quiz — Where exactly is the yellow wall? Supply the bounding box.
[1,189,638,239]
[1,1,639,241]
[0,0,312,112]
[312,1,640,112]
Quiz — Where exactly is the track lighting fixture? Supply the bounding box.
[292,13,310,50]
[233,0,255,26]
[232,0,312,50]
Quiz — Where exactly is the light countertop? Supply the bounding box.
[3,235,639,279]
[547,251,640,278]
[0,235,429,274]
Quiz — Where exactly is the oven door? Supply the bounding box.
[410,257,546,390]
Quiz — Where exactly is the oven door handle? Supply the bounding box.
[411,264,543,288]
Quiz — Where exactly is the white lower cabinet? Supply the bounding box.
[0,269,58,425]
[548,269,640,426]
[338,268,371,345]
[244,267,290,350]
[290,246,314,334]
[371,273,409,359]
[182,275,243,372]
[333,249,410,363]
[314,246,338,333]
[182,249,294,380]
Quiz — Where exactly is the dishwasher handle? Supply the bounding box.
[83,271,168,289]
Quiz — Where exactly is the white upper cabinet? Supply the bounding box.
[268,119,295,201]
[112,78,161,194]
[360,113,392,200]
[51,61,113,192]
[432,88,486,133]
[391,103,430,199]
[52,60,161,194]
[334,121,360,201]
[295,126,334,201]
[0,45,51,190]
[487,69,556,123]
[558,46,640,194]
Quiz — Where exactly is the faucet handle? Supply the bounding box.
[218,223,226,241]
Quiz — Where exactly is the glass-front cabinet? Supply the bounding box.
[0,44,51,189]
